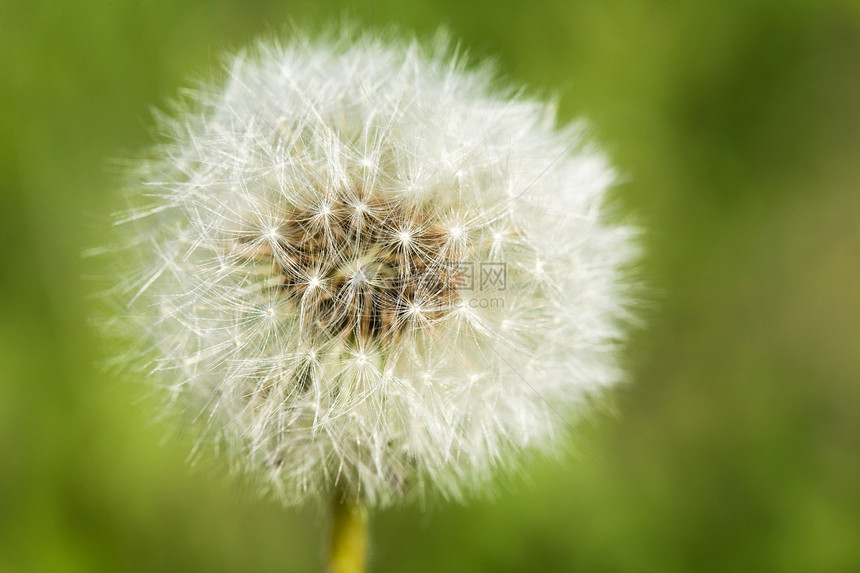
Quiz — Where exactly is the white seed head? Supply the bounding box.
[112,30,638,507]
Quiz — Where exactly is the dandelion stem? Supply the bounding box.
[327,491,368,573]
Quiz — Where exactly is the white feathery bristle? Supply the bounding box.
[111,30,638,507]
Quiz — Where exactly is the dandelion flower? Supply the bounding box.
[113,31,637,515]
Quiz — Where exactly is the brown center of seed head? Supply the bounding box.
[242,186,464,346]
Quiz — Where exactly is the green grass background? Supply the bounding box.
[2,1,859,571]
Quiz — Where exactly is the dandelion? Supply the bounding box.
[110,29,637,572]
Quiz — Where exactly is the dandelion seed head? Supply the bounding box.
[112,30,638,507]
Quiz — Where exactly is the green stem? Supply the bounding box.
[327,491,368,573]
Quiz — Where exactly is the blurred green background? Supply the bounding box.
[2,0,859,571]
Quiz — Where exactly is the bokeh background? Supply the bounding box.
[2,0,859,571]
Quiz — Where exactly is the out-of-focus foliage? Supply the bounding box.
[1,1,858,571]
